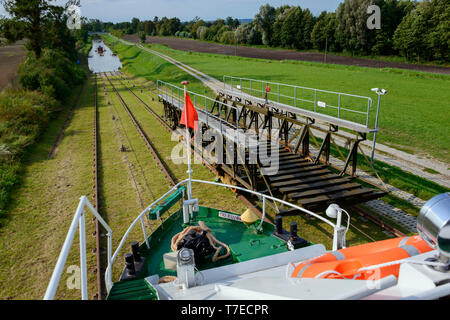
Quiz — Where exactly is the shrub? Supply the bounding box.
[18,49,85,100]
[0,89,58,152]
[0,89,58,217]
[197,26,208,40]
[0,160,20,218]
[220,31,236,44]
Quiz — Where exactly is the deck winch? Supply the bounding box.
[176,229,215,261]
[171,221,231,264]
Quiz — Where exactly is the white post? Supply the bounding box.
[257,197,266,231]
[44,197,86,300]
[140,216,150,249]
[332,210,342,251]
[183,82,193,201]
[371,94,382,165]
[79,210,88,300]
[106,232,112,292]
[370,89,386,165]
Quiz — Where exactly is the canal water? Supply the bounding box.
[88,40,122,73]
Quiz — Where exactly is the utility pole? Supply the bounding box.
[324,37,328,63]
[370,88,387,165]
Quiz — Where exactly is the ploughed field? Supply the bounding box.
[123,35,450,75]
[0,40,26,92]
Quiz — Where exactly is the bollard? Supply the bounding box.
[131,241,141,262]
[275,215,283,234]
[125,253,135,275]
[290,222,298,239]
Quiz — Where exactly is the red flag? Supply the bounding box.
[180,91,198,131]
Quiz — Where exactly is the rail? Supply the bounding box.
[43,196,113,300]
[157,80,240,134]
[45,179,344,300]
[104,178,341,294]
[222,76,376,129]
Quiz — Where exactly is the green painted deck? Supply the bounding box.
[143,206,294,277]
[107,206,310,300]
[107,279,158,300]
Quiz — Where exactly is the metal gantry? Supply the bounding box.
[158,79,386,213]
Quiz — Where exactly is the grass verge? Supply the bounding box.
[142,40,450,164]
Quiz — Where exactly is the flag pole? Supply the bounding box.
[181,81,193,201]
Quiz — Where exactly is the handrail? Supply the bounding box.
[222,76,375,129]
[104,180,188,292]
[104,179,340,292]
[157,80,240,133]
[44,196,112,300]
[46,179,342,300]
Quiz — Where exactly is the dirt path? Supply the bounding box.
[123,35,450,75]
[0,40,26,92]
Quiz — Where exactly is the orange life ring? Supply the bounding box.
[290,236,433,280]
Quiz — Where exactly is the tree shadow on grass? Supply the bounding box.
[0,70,94,227]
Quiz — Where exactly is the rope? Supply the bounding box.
[170,222,231,263]
[158,276,177,284]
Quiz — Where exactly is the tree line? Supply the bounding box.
[0,0,86,217]
[83,0,449,63]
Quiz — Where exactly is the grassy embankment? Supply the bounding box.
[109,71,393,245]
[142,41,450,165]
[103,35,399,243]
[0,40,98,299]
[148,35,450,68]
[105,35,449,216]
[140,40,450,207]
[0,74,97,300]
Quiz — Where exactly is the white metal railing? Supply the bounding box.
[44,196,113,300]
[105,179,341,289]
[157,80,240,134]
[45,179,344,300]
[223,76,375,129]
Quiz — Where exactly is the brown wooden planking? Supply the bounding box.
[248,144,283,150]
[244,153,302,161]
[279,177,354,194]
[263,154,308,163]
[305,191,388,211]
[276,161,316,170]
[278,154,303,159]
[290,183,363,200]
[271,174,341,188]
[298,188,374,206]
[277,150,294,154]
[274,165,327,176]
[269,169,330,182]
[268,158,309,165]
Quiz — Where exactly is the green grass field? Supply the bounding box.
[0,77,97,299]
[0,38,423,299]
[104,35,449,199]
[102,35,449,226]
[129,38,450,164]
[115,72,397,245]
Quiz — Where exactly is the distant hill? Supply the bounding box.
[238,19,253,24]
[201,18,253,24]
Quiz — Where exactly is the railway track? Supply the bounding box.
[92,74,104,300]
[105,73,176,187]
[113,72,409,238]
[101,74,155,209]
[109,72,271,224]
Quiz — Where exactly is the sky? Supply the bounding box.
[0,0,346,22]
